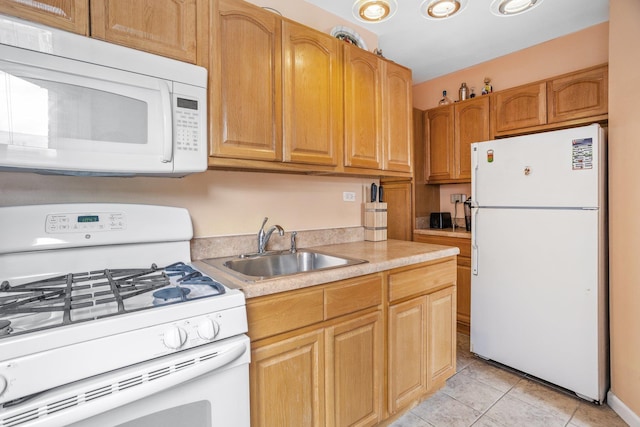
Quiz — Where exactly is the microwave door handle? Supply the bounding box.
[160,81,173,163]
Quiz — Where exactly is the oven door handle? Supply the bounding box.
[10,337,249,427]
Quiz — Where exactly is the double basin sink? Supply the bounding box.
[203,249,368,282]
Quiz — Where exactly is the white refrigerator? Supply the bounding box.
[470,124,608,403]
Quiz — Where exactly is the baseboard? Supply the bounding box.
[608,390,640,427]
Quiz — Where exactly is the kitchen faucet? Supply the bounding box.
[257,217,284,254]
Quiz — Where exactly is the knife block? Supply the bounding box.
[364,202,387,241]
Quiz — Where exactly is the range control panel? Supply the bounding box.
[45,212,126,233]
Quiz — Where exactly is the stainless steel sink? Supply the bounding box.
[202,249,367,281]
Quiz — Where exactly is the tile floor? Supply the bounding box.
[390,333,628,427]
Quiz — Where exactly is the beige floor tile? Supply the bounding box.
[507,378,580,423]
[441,372,504,412]
[484,394,567,427]
[458,360,523,393]
[389,411,434,427]
[471,415,505,427]
[569,402,629,427]
[410,391,482,427]
[456,351,477,372]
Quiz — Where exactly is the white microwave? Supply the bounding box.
[0,15,208,177]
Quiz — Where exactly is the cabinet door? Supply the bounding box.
[326,311,383,427]
[427,286,456,388]
[344,45,383,170]
[382,181,412,241]
[383,62,413,173]
[388,296,428,414]
[457,257,471,331]
[547,65,608,124]
[282,21,342,167]
[455,96,489,181]
[90,0,204,64]
[492,82,546,133]
[0,0,89,35]
[251,329,325,427]
[211,0,282,161]
[425,105,454,182]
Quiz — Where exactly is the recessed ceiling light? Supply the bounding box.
[420,0,468,20]
[490,0,543,16]
[352,0,398,23]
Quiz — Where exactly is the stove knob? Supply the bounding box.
[0,375,6,395]
[197,319,220,341]
[163,326,188,350]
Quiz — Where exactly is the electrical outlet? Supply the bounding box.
[343,191,356,202]
[450,194,467,203]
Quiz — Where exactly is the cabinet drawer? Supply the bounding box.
[388,259,456,302]
[247,288,324,341]
[414,235,470,258]
[325,274,383,320]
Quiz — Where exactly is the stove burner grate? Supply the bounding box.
[0,262,226,337]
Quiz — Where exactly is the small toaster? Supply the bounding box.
[430,212,452,229]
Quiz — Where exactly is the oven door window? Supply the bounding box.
[0,55,173,175]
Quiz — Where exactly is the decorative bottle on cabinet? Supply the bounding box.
[439,90,452,105]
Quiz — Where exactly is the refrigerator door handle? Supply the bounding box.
[471,145,479,203]
[472,208,479,275]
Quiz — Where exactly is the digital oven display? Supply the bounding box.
[77,215,100,223]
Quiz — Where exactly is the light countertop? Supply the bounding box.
[194,239,459,299]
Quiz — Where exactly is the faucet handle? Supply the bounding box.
[260,217,269,231]
[290,231,297,253]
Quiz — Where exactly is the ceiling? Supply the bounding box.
[304,0,609,84]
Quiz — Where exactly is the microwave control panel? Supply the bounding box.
[175,97,200,152]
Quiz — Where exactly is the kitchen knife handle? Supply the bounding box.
[371,183,377,202]
[378,185,384,203]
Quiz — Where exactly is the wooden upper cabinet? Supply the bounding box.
[344,45,383,170]
[211,0,282,161]
[383,62,413,173]
[425,105,454,182]
[90,0,205,64]
[455,96,489,180]
[492,82,546,133]
[547,65,608,124]
[0,0,89,35]
[282,21,342,167]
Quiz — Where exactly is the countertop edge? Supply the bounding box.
[194,240,459,299]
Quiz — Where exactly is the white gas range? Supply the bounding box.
[0,204,249,427]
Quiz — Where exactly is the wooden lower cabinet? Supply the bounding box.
[387,259,457,415]
[247,261,457,425]
[388,297,428,413]
[250,329,325,427]
[427,286,457,387]
[414,234,471,334]
[326,311,383,427]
